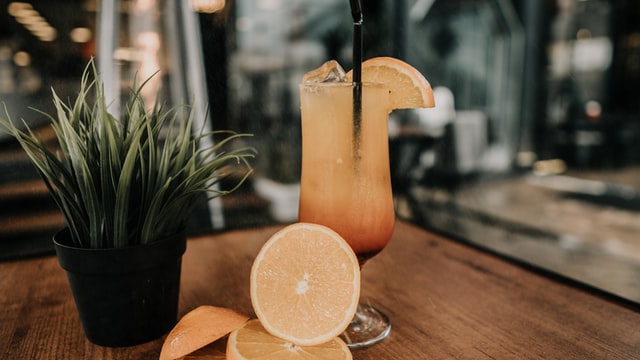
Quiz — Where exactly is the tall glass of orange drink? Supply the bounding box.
[298,81,394,348]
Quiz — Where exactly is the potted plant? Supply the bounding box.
[0,60,255,347]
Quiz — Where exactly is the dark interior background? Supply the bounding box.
[1,0,640,305]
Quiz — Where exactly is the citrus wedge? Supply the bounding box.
[159,305,249,360]
[346,56,435,110]
[182,340,227,359]
[250,223,360,346]
[227,319,352,360]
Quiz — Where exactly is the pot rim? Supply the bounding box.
[53,228,187,275]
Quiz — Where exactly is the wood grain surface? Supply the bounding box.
[1,221,639,359]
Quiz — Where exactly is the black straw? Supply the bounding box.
[350,0,363,84]
[350,0,363,159]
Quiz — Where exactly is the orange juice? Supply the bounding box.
[298,82,394,264]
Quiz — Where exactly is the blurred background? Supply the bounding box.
[1,0,639,304]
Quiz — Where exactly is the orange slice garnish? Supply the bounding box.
[346,56,435,110]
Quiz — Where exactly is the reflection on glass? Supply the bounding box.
[397,0,640,305]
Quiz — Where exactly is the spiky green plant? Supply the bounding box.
[0,60,255,248]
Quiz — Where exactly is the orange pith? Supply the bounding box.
[346,56,435,110]
[250,222,360,346]
[226,319,352,360]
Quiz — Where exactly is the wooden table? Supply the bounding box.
[2,221,639,359]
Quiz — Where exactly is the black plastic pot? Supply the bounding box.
[53,229,187,347]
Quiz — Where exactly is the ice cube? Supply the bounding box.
[302,60,348,83]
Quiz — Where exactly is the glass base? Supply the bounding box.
[340,304,391,349]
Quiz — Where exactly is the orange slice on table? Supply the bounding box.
[346,56,435,110]
[159,305,249,360]
[250,222,360,346]
[227,319,352,360]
